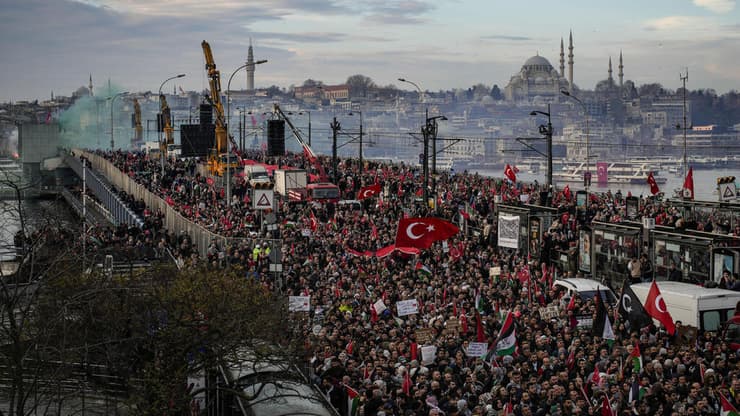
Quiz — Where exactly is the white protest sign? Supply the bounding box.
[421,345,437,365]
[466,342,489,357]
[288,296,311,312]
[396,299,419,316]
[373,299,387,314]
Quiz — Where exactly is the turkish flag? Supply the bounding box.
[402,370,412,395]
[395,217,460,250]
[504,164,517,182]
[647,172,660,195]
[309,210,318,232]
[563,184,571,201]
[358,183,381,200]
[644,281,676,335]
[601,396,613,416]
[682,167,694,200]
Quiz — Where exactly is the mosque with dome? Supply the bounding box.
[504,31,624,102]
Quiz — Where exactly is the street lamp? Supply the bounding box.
[226,60,267,203]
[158,74,186,174]
[348,110,363,173]
[561,90,590,209]
[529,104,554,190]
[109,91,129,150]
[399,77,441,173]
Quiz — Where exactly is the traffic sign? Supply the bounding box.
[719,182,736,202]
[253,189,274,210]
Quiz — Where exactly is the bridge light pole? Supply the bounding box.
[158,74,186,174]
[348,110,363,173]
[561,90,590,210]
[109,91,129,151]
[226,60,268,203]
[529,104,553,190]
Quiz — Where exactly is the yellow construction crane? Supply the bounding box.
[201,40,229,176]
[132,97,143,145]
[158,93,174,157]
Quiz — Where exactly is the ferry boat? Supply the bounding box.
[553,161,667,184]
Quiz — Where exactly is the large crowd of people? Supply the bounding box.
[83,149,740,416]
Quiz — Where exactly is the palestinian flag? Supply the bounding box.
[347,386,360,416]
[592,290,615,347]
[721,392,740,416]
[630,342,643,374]
[495,311,516,356]
[415,261,432,277]
[628,380,646,403]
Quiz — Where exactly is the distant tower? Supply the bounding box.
[51,91,54,101]
[88,74,93,96]
[618,50,624,88]
[559,37,565,77]
[246,39,255,91]
[608,57,613,84]
[567,30,574,93]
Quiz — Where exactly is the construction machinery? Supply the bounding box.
[131,97,143,147]
[158,93,174,157]
[272,104,340,203]
[201,40,242,176]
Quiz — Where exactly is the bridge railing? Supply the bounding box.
[71,149,252,258]
[64,153,143,228]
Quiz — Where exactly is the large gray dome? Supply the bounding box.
[523,55,554,70]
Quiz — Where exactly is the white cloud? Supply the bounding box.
[643,15,715,33]
[693,0,735,13]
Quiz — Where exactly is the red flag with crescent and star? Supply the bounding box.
[357,183,381,200]
[644,280,676,335]
[394,217,460,250]
[309,210,318,232]
[647,172,660,195]
[504,164,517,182]
[682,167,694,200]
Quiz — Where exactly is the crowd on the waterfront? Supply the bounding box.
[78,148,740,416]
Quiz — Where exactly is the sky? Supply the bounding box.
[1,0,739,102]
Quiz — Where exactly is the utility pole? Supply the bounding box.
[680,69,688,179]
[331,117,341,183]
[422,114,429,203]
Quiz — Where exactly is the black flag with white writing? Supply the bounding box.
[618,284,652,329]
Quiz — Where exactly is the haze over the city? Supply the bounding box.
[1,0,739,102]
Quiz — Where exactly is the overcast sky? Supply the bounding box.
[1,0,739,102]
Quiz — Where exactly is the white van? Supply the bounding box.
[553,278,617,304]
[244,165,271,187]
[630,281,740,331]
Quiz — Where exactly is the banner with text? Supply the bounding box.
[498,215,520,249]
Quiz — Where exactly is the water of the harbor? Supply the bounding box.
[472,167,738,201]
[0,199,78,261]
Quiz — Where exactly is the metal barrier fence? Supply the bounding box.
[64,153,144,228]
[71,149,259,258]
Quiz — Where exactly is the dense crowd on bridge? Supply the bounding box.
[79,149,740,416]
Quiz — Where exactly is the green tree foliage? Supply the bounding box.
[34,263,292,414]
[490,84,503,101]
[346,74,376,98]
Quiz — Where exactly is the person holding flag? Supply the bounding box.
[618,284,653,331]
[643,280,676,335]
[395,217,459,250]
[504,164,517,182]
[682,166,695,200]
[592,289,615,347]
[646,171,660,195]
